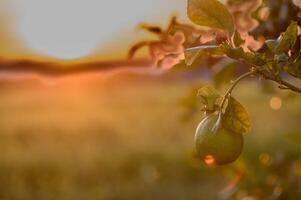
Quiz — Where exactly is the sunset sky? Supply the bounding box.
[0,0,187,61]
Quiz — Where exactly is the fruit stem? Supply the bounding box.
[220,69,257,112]
[212,70,256,132]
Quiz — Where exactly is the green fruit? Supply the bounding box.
[195,113,243,165]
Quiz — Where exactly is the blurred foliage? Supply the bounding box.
[252,0,301,38]
[0,80,300,199]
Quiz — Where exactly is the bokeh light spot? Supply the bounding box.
[259,153,272,166]
[273,186,283,197]
[270,97,282,110]
[204,155,216,166]
[258,7,270,21]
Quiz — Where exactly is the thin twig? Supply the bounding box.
[220,70,256,110]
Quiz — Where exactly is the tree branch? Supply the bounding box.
[258,70,301,94]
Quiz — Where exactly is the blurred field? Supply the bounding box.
[0,73,300,200]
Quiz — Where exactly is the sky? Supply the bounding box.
[0,0,187,61]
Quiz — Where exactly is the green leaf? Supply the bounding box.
[184,45,222,66]
[284,59,301,79]
[221,43,249,59]
[221,43,267,66]
[223,97,251,134]
[221,44,248,60]
[184,47,202,66]
[275,21,298,54]
[197,85,221,111]
[233,30,245,47]
[265,37,281,53]
[187,0,235,36]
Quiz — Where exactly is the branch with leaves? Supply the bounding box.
[127,2,300,156]
[186,0,301,93]
[185,0,301,165]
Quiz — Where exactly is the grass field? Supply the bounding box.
[0,73,300,200]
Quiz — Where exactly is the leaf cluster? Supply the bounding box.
[186,0,301,136]
[198,85,251,135]
[187,0,301,88]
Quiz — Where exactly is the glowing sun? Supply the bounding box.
[11,0,105,59]
[10,0,186,60]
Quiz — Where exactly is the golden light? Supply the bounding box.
[259,152,272,166]
[11,0,106,60]
[204,155,216,166]
[269,97,282,110]
[273,186,283,197]
[9,0,186,60]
